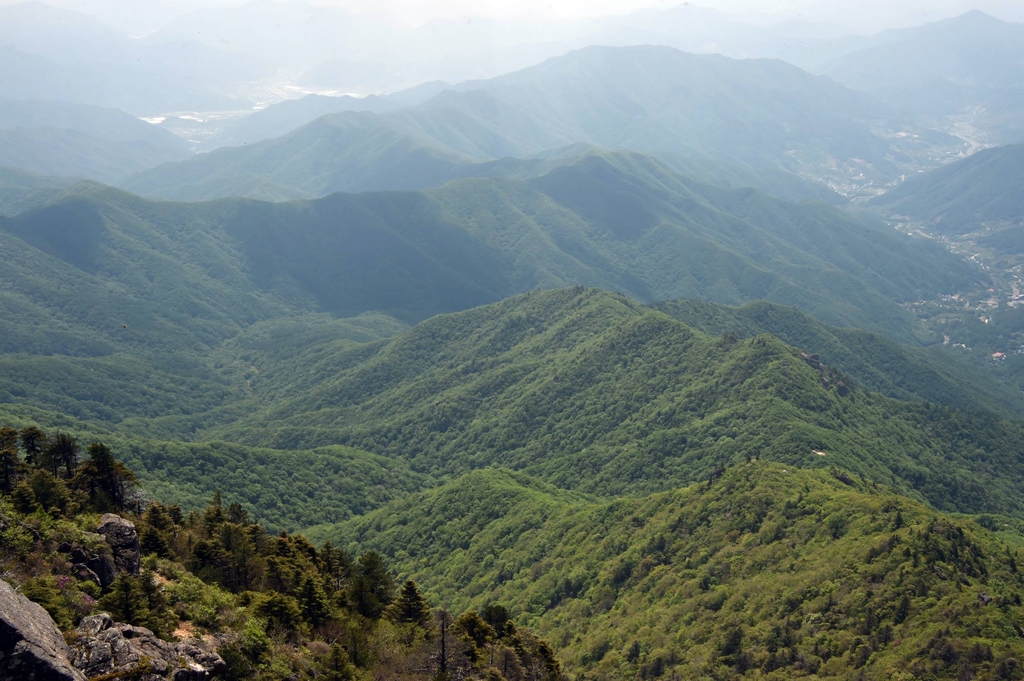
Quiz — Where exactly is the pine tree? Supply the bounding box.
[138,570,172,636]
[47,432,79,479]
[140,526,171,558]
[387,579,432,627]
[299,575,331,627]
[99,575,148,626]
[482,604,512,638]
[75,441,136,511]
[0,426,23,494]
[348,552,394,619]
[454,611,495,662]
[19,426,47,469]
[318,643,355,681]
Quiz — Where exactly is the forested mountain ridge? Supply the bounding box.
[122,111,481,202]
[317,463,1024,680]
[2,284,1020,533]
[0,152,996,447]
[0,165,77,215]
[208,81,452,149]
[209,287,1024,518]
[655,298,1024,416]
[8,150,982,355]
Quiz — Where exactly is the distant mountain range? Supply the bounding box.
[124,45,962,202]
[815,11,1024,143]
[0,99,191,182]
[0,2,268,115]
[209,81,452,149]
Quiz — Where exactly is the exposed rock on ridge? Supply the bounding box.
[0,578,87,681]
[96,513,140,576]
[68,613,225,681]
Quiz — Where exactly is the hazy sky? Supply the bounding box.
[321,0,1024,25]
[8,0,1024,32]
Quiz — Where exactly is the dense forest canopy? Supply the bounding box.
[2,6,1024,680]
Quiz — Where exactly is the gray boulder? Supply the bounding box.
[65,543,117,587]
[68,615,225,681]
[96,514,140,576]
[0,578,87,681]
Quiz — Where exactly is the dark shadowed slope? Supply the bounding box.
[44,150,984,341]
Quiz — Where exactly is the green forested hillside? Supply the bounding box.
[212,288,1024,517]
[871,144,1024,236]
[9,153,980,349]
[3,286,1021,530]
[0,401,430,531]
[317,463,1024,680]
[655,298,1024,415]
[0,165,76,215]
[0,435,563,681]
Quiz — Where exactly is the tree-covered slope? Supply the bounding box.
[14,153,981,344]
[872,144,1024,237]
[318,463,1024,680]
[0,405,430,531]
[214,288,1024,517]
[0,165,77,215]
[655,298,1024,416]
[0,127,191,184]
[0,98,187,155]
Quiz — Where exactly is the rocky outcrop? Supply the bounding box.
[97,513,141,576]
[801,352,851,397]
[0,579,87,681]
[68,614,225,681]
[64,544,116,588]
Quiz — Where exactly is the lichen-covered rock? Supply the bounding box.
[68,614,226,681]
[0,578,87,681]
[96,513,141,576]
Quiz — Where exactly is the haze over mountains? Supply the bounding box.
[0,98,191,181]
[2,2,1024,680]
[123,45,965,202]
[814,11,1024,143]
